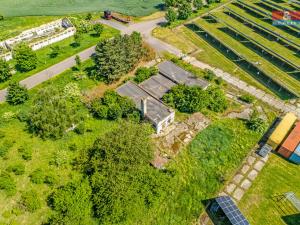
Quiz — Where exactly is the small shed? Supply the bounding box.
[278,122,300,158]
[209,196,250,225]
[267,113,297,149]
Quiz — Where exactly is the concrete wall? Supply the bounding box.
[156,111,175,134]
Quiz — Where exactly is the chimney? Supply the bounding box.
[141,97,148,117]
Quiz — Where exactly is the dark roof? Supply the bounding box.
[158,61,210,89]
[258,144,272,158]
[216,196,250,225]
[116,81,173,125]
[139,74,176,99]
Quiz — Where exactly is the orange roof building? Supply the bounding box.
[278,122,300,158]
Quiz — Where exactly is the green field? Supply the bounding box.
[0,0,163,17]
[239,155,300,225]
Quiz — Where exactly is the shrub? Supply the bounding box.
[0,172,16,196]
[63,82,81,99]
[134,66,158,83]
[247,111,267,133]
[18,146,32,161]
[107,104,122,120]
[90,101,108,119]
[68,143,77,152]
[74,122,85,135]
[0,140,14,157]
[6,82,29,105]
[204,69,216,81]
[6,163,25,175]
[207,86,228,113]
[20,190,41,212]
[0,59,12,82]
[13,43,37,72]
[93,23,104,36]
[239,94,255,104]
[50,151,69,168]
[17,110,29,122]
[30,169,45,184]
[44,173,58,186]
[2,111,16,121]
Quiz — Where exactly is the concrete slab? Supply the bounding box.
[247,156,256,166]
[241,164,250,175]
[233,174,244,184]
[225,183,237,194]
[254,161,265,171]
[248,170,258,181]
[241,179,252,190]
[233,187,245,201]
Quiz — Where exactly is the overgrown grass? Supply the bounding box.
[239,154,300,225]
[146,118,264,224]
[0,25,119,90]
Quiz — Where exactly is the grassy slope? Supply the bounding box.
[0,0,163,17]
[0,25,120,90]
[239,154,300,225]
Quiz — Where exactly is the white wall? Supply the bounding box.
[0,52,13,61]
[156,111,175,134]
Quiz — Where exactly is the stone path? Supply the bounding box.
[183,56,300,118]
[219,151,269,203]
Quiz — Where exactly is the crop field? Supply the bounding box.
[153,0,300,100]
[0,0,163,17]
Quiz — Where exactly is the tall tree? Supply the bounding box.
[0,59,11,82]
[13,43,37,72]
[165,8,177,24]
[6,82,29,105]
[28,86,82,139]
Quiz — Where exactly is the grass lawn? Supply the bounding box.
[239,154,300,225]
[146,118,268,224]
[0,0,163,17]
[0,60,118,225]
[0,25,119,90]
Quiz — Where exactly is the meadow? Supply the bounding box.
[0,0,163,17]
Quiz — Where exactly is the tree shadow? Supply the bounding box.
[282,213,300,225]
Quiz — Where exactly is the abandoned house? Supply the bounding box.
[117,61,209,133]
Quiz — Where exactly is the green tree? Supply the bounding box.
[93,32,146,82]
[193,0,203,10]
[75,55,81,70]
[14,43,37,72]
[165,8,177,24]
[134,66,158,83]
[93,23,104,36]
[0,59,12,82]
[178,2,192,20]
[73,33,82,47]
[6,82,29,105]
[207,86,228,113]
[48,180,93,225]
[28,87,82,139]
[49,45,60,58]
[86,122,171,223]
[85,13,92,21]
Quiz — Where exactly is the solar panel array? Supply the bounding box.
[216,196,250,225]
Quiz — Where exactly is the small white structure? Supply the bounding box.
[0,18,75,61]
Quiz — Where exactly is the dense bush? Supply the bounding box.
[28,87,82,139]
[30,169,45,184]
[93,32,147,83]
[6,163,25,175]
[0,140,14,158]
[0,59,12,82]
[163,84,228,113]
[6,82,29,105]
[44,173,58,186]
[48,180,93,225]
[90,90,139,121]
[13,43,37,72]
[0,172,16,196]
[18,146,32,161]
[247,110,267,133]
[134,66,158,83]
[20,190,41,212]
[239,94,255,104]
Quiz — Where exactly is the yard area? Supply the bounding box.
[0,0,163,17]
[0,24,119,90]
[239,154,300,225]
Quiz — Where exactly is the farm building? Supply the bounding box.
[117,61,209,133]
[116,81,175,134]
[267,113,297,149]
[158,61,210,90]
[278,122,300,159]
